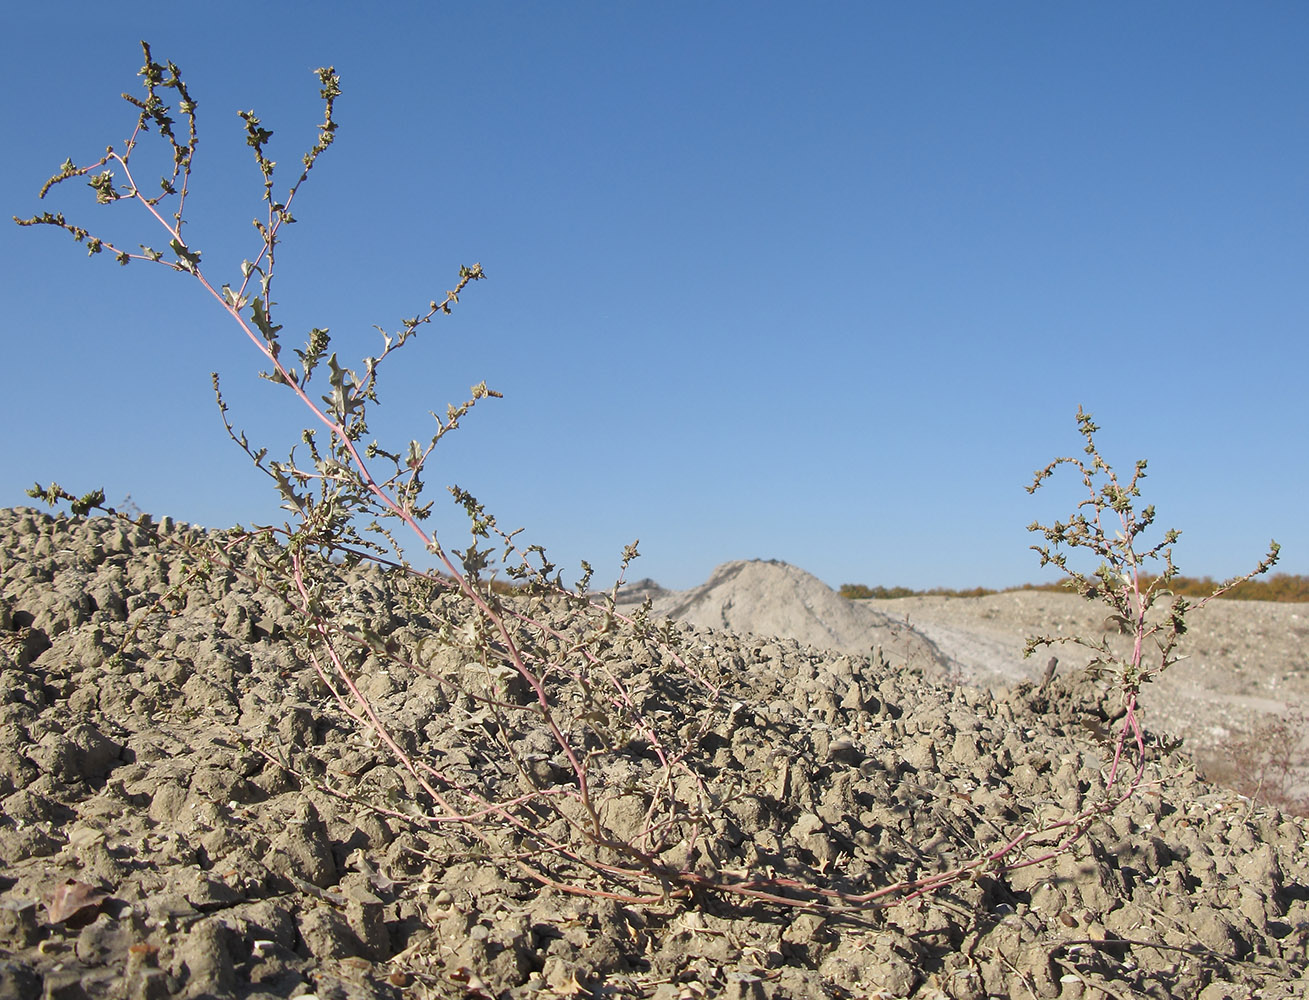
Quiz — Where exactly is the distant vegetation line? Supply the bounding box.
[839,573,1309,603]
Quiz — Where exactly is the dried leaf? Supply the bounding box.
[448,966,492,997]
[45,879,108,925]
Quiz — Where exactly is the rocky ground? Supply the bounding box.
[2,511,1307,999]
[626,561,1309,807]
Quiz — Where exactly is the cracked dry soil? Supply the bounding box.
[1,508,1307,999]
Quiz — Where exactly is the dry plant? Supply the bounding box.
[1025,406,1280,815]
[1203,708,1309,816]
[16,44,1282,917]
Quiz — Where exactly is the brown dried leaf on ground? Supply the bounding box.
[44,878,108,925]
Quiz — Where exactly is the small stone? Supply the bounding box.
[827,738,861,762]
[172,918,237,995]
[0,900,39,949]
[127,968,170,1000]
[265,800,337,889]
[0,959,41,1000]
[41,970,90,1000]
[296,906,364,960]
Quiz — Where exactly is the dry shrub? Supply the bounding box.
[1200,707,1309,816]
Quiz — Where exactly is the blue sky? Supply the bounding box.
[3,3,1304,591]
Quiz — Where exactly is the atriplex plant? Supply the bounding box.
[16,43,1281,915]
[16,41,718,905]
[1025,406,1279,808]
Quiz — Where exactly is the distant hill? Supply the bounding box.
[618,559,952,674]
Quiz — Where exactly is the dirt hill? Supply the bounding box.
[618,559,952,676]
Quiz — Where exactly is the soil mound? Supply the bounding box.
[621,559,952,677]
[1,509,1307,999]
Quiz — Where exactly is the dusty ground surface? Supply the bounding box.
[2,515,1308,999]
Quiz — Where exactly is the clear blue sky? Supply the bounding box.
[3,3,1304,591]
